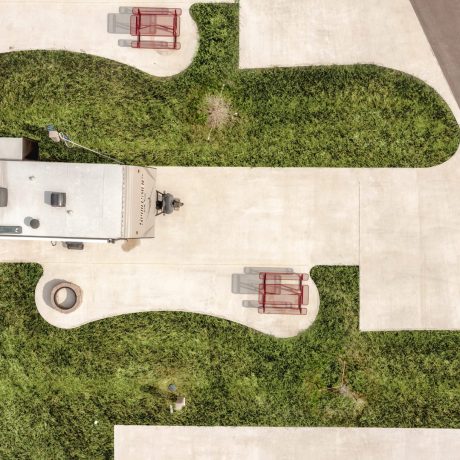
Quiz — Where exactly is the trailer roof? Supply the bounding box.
[0,161,124,239]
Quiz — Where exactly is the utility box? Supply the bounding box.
[0,137,39,161]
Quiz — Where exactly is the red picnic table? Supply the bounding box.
[130,7,182,50]
[258,272,309,315]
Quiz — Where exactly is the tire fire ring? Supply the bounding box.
[50,282,82,313]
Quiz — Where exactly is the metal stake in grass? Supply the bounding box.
[320,360,362,401]
[168,383,177,392]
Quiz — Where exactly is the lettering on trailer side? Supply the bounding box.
[139,174,145,227]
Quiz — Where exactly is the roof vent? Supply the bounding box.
[30,219,40,229]
[0,187,7,207]
[50,192,66,207]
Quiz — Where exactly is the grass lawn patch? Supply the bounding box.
[0,4,458,167]
[0,264,459,458]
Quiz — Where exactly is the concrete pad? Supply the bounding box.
[359,164,460,330]
[24,166,360,337]
[35,263,319,337]
[0,0,232,77]
[114,426,460,460]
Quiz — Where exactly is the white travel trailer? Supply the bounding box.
[0,138,181,245]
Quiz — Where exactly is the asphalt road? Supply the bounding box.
[410,0,460,106]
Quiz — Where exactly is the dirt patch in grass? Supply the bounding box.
[205,95,232,130]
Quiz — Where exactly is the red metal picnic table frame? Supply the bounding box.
[130,7,181,50]
[258,272,308,315]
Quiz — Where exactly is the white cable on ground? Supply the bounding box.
[58,132,123,164]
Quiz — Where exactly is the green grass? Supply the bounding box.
[0,264,459,459]
[0,4,458,167]
[1,3,460,458]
